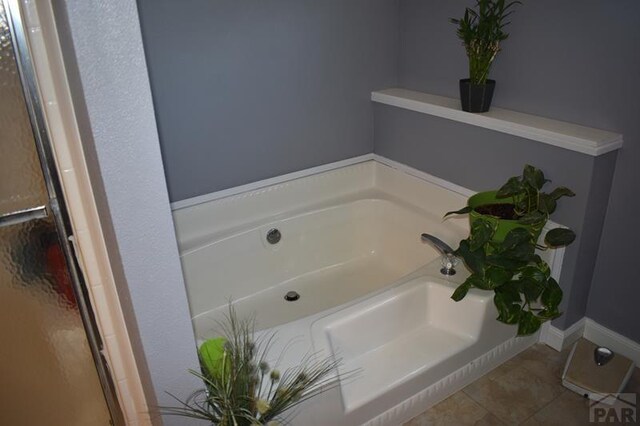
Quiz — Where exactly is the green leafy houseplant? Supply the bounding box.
[162,307,342,425]
[450,0,521,112]
[451,0,520,85]
[445,165,576,335]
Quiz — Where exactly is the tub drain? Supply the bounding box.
[266,228,281,244]
[284,291,300,302]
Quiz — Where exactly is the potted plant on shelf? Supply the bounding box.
[162,307,343,425]
[445,165,576,335]
[450,0,521,112]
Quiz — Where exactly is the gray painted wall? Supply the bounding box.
[383,0,639,338]
[137,0,399,202]
[53,1,201,424]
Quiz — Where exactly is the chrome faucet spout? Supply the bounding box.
[421,233,455,255]
[421,233,458,276]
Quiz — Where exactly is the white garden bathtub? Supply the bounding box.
[174,161,469,334]
[172,158,552,425]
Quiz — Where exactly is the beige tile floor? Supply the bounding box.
[404,341,640,425]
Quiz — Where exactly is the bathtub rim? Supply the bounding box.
[172,155,564,259]
[179,193,457,256]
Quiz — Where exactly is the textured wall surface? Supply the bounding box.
[53,1,201,424]
[138,0,399,202]
[386,0,639,338]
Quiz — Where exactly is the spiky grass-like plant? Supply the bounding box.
[162,307,343,425]
[451,0,521,85]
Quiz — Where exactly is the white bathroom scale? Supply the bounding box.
[562,338,635,405]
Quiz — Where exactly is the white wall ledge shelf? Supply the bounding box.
[372,88,623,157]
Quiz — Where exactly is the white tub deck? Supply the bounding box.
[311,273,515,418]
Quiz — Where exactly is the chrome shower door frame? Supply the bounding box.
[2,0,125,423]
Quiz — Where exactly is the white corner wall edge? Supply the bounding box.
[541,318,640,366]
[60,0,203,422]
[540,318,586,352]
[372,88,624,156]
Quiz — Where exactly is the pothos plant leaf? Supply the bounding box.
[523,164,546,190]
[520,264,549,283]
[443,164,576,336]
[518,211,546,225]
[545,228,576,247]
[469,218,495,251]
[538,193,557,214]
[485,266,511,288]
[444,206,472,217]
[498,229,536,263]
[540,277,563,308]
[532,254,545,265]
[549,186,575,201]
[470,274,495,291]
[455,239,486,275]
[451,281,471,302]
[537,307,562,321]
[486,254,527,270]
[521,278,544,304]
[518,310,542,335]
[496,176,523,198]
[503,241,536,263]
[494,285,522,325]
[499,227,532,252]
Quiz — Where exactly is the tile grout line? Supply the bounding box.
[460,345,570,425]
[460,387,507,423]
[408,344,597,425]
[463,386,569,425]
[516,388,570,425]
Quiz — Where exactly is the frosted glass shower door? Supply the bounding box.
[0,219,113,425]
[0,1,116,424]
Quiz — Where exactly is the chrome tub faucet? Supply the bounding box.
[421,233,458,276]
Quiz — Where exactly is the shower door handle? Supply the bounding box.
[0,205,48,228]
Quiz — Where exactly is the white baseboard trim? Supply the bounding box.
[541,317,640,366]
[540,318,586,351]
[583,319,640,366]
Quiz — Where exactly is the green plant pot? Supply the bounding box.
[468,191,544,242]
[199,337,228,379]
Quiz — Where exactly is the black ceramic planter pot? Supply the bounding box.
[459,79,496,113]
